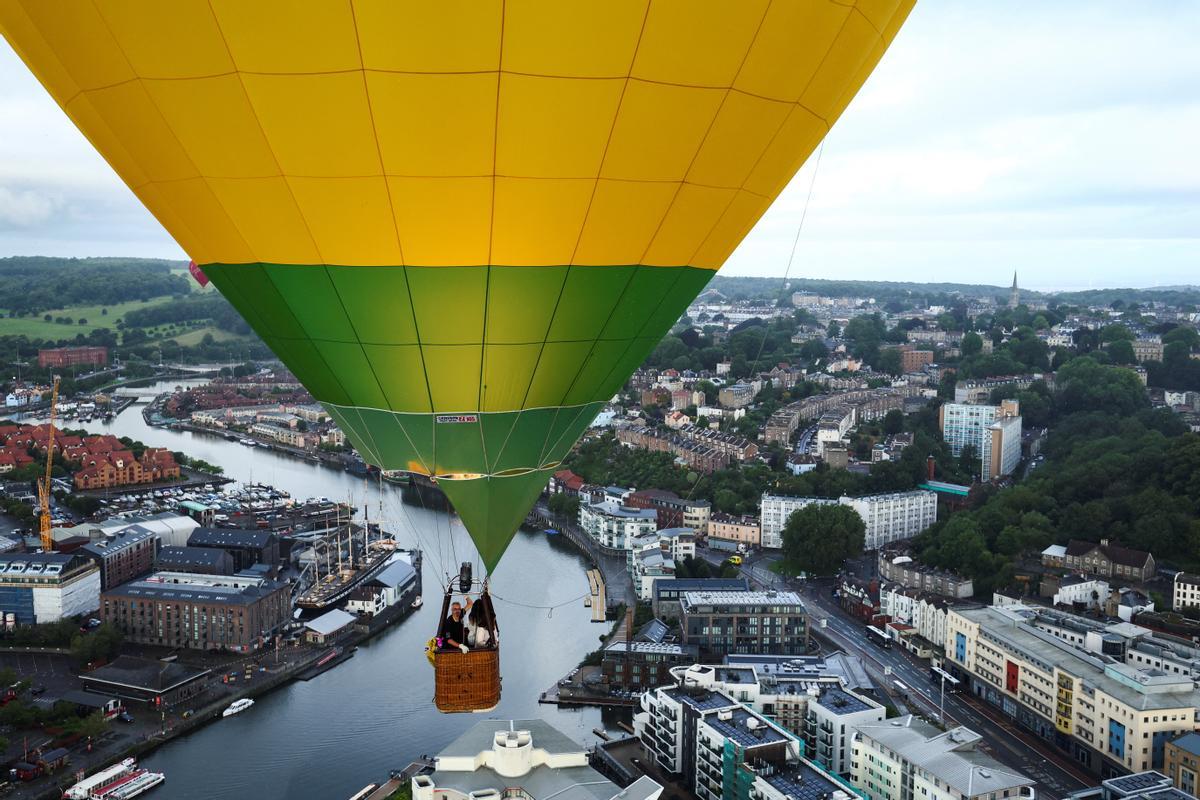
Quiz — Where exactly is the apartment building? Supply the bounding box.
[79,527,159,591]
[707,513,761,550]
[940,400,1023,481]
[945,604,1200,778]
[578,498,657,550]
[760,495,837,550]
[851,715,1035,800]
[680,590,808,657]
[1172,573,1200,613]
[667,662,883,777]
[1132,337,1165,363]
[840,491,938,551]
[761,491,937,552]
[635,682,857,800]
[624,488,711,534]
[652,578,749,621]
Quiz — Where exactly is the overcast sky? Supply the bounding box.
[1,1,1197,291]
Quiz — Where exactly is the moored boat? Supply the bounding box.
[222,698,254,717]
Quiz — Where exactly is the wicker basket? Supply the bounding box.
[434,647,501,713]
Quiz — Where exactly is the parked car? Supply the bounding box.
[118,711,134,724]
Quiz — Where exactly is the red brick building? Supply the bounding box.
[37,346,107,369]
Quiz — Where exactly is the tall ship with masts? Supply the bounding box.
[294,502,407,612]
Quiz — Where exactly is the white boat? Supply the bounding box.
[411,596,423,609]
[64,758,165,799]
[222,698,255,717]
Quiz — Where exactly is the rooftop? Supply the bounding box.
[681,590,804,610]
[816,685,877,716]
[703,705,787,747]
[856,716,1033,795]
[759,761,851,800]
[428,720,661,800]
[305,608,357,636]
[663,684,737,712]
[1170,731,1200,757]
[959,606,1200,711]
[84,656,209,693]
[188,527,277,548]
[154,545,229,570]
[103,571,285,605]
[654,578,749,596]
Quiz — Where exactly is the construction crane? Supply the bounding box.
[37,376,60,552]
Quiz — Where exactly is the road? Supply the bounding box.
[699,548,1092,799]
[795,424,818,455]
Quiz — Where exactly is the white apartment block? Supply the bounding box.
[940,400,1022,481]
[760,491,937,552]
[946,604,1200,776]
[578,498,657,550]
[760,495,837,550]
[1174,572,1200,612]
[840,491,938,551]
[851,716,1035,800]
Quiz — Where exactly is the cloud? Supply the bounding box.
[0,2,1196,289]
[0,186,56,228]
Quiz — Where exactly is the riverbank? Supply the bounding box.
[12,384,621,799]
[9,582,426,800]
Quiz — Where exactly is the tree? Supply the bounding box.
[1105,339,1136,365]
[827,321,841,339]
[958,444,978,478]
[882,409,904,435]
[780,504,865,576]
[877,347,903,375]
[961,331,983,357]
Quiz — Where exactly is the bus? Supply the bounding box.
[893,680,908,698]
[930,665,961,693]
[866,625,892,649]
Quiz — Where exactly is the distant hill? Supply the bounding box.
[708,275,1200,308]
[0,256,191,314]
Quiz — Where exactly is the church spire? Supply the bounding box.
[1009,272,1020,308]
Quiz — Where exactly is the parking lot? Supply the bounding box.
[0,650,75,684]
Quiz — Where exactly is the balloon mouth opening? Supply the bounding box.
[433,462,562,482]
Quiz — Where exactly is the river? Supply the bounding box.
[32,382,626,799]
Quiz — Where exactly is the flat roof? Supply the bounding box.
[682,590,804,609]
[662,685,737,712]
[761,761,849,800]
[857,716,1032,794]
[84,656,209,694]
[704,706,787,747]
[305,608,356,636]
[816,685,876,716]
[429,720,659,800]
[959,606,1200,711]
[104,571,285,605]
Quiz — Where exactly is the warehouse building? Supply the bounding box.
[101,571,289,652]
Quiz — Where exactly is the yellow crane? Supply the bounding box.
[37,376,60,552]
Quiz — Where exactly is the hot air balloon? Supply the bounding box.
[1,0,913,711]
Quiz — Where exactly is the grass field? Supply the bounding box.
[168,326,245,346]
[0,297,178,339]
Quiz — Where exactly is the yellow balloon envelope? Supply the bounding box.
[0,0,914,569]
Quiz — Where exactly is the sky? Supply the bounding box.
[0,1,1197,291]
